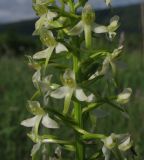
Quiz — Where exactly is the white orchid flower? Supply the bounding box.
[102,133,132,159]
[93,15,119,40]
[67,4,119,42]
[102,134,116,150]
[89,46,123,80]
[50,69,95,114]
[32,69,59,105]
[33,30,68,69]
[116,88,132,104]
[104,0,112,6]
[21,101,59,129]
[32,69,53,92]
[33,10,58,35]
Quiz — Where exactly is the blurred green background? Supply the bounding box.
[0,4,144,160]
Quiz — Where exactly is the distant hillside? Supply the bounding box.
[0,4,141,35]
[0,19,37,35]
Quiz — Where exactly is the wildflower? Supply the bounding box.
[21,101,59,129]
[102,133,132,160]
[33,30,68,69]
[32,69,59,105]
[67,4,119,42]
[116,88,132,104]
[50,69,95,114]
[104,0,112,6]
[93,15,119,40]
[89,46,123,80]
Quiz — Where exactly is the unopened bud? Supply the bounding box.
[82,3,95,25]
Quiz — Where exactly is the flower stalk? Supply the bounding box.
[21,0,136,159]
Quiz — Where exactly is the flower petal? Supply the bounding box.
[68,21,84,36]
[63,69,75,82]
[109,15,119,29]
[50,86,69,99]
[21,116,40,127]
[42,114,59,128]
[87,94,95,102]
[46,11,58,21]
[75,88,88,101]
[33,47,54,60]
[55,43,68,54]
[105,0,112,6]
[102,136,115,149]
[93,24,108,33]
[32,69,41,89]
[39,75,52,93]
[89,56,110,80]
[118,136,132,151]
[102,146,111,160]
[116,88,132,104]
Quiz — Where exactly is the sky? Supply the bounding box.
[0,0,143,24]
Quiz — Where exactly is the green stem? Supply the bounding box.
[68,0,75,13]
[84,25,92,49]
[73,55,84,160]
[112,148,124,160]
[74,102,84,160]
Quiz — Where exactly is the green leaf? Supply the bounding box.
[41,138,72,145]
[88,152,100,160]
[82,103,102,113]
[63,145,75,152]
[82,133,106,140]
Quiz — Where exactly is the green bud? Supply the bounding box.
[33,4,47,16]
[27,101,45,115]
[82,3,95,25]
[40,29,56,46]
